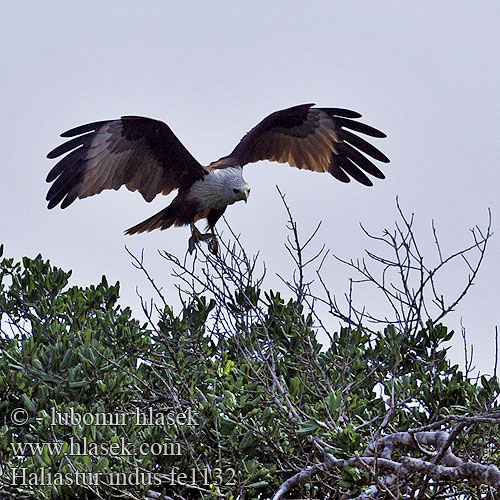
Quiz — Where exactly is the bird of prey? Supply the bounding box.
[46,103,389,253]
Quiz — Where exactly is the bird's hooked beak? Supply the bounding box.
[242,187,250,203]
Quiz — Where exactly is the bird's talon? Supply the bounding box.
[208,236,219,255]
[198,233,214,242]
[191,224,202,242]
[188,235,196,254]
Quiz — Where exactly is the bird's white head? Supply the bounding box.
[190,166,251,211]
[220,167,251,205]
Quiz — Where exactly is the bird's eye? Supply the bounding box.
[233,188,240,193]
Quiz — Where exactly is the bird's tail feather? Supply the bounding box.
[125,207,175,235]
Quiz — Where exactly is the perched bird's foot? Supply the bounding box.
[207,234,218,255]
[198,232,214,242]
[188,225,218,254]
[187,235,197,254]
[197,232,218,254]
[188,224,202,254]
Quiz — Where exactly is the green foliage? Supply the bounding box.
[0,247,499,499]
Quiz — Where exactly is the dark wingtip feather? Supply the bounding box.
[46,168,57,183]
[328,163,351,183]
[331,154,374,186]
[339,129,390,163]
[45,159,84,209]
[46,186,78,210]
[337,117,387,138]
[337,143,387,179]
[47,136,88,159]
[319,108,363,119]
[46,188,65,209]
[60,191,78,209]
[60,120,108,138]
[47,146,63,159]
[349,169,373,186]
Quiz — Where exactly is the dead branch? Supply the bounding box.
[273,414,500,500]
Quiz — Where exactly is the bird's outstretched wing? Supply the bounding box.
[46,116,206,209]
[215,104,389,186]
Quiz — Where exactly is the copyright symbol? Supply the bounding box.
[11,408,29,426]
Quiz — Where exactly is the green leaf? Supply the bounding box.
[21,393,37,413]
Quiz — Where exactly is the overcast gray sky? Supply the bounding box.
[2,1,499,371]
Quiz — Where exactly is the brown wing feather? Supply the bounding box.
[46,116,206,209]
[214,104,389,186]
